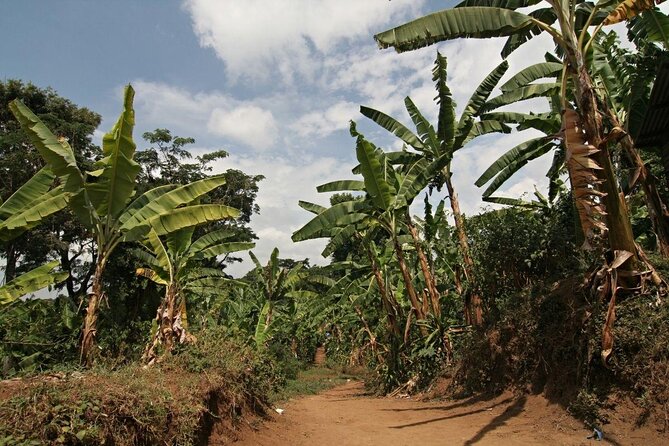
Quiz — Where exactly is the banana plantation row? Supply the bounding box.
[1,0,669,407]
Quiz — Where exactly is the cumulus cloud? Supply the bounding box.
[201,151,357,276]
[182,0,425,82]
[208,105,278,150]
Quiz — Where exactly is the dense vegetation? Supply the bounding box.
[2,1,669,444]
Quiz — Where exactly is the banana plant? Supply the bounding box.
[0,167,70,307]
[374,0,660,266]
[360,52,520,325]
[10,85,239,365]
[374,0,667,362]
[135,227,254,362]
[248,247,313,350]
[294,125,451,333]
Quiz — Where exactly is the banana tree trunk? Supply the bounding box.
[392,234,428,337]
[443,170,484,326]
[605,110,669,257]
[143,283,192,364]
[405,213,441,318]
[81,256,105,366]
[554,2,638,265]
[369,255,401,337]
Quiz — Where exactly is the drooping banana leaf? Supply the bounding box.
[316,180,366,193]
[298,200,328,215]
[0,261,68,307]
[8,101,85,194]
[292,200,367,242]
[359,106,424,150]
[500,62,563,92]
[0,168,55,219]
[0,187,70,240]
[146,204,240,239]
[374,7,536,53]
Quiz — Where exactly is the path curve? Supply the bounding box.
[227,381,663,446]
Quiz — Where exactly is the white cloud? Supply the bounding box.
[202,151,357,276]
[291,101,358,138]
[208,105,277,150]
[182,0,425,83]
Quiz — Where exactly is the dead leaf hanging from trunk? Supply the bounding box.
[563,109,608,248]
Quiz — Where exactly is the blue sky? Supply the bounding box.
[4,0,643,276]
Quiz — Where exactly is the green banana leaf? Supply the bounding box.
[316,180,366,193]
[86,85,141,219]
[374,7,536,53]
[0,261,68,307]
[359,106,424,150]
[500,62,563,92]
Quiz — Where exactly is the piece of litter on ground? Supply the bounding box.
[586,428,603,441]
[275,408,285,415]
[347,379,351,382]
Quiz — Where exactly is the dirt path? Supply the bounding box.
[230,381,665,446]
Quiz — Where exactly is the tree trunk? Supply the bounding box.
[80,257,105,366]
[555,2,638,266]
[605,110,669,257]
[143,283,183,364]
[368,252,401,337]
[405,213,441,318]
[444,170,484,326]
[4,243,17,283]
[392,235,429,337]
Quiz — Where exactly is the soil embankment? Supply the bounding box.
[229,380,666,446]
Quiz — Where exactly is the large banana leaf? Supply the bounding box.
[86,85,141,219]
[0,261,68,307]
[321,225,359,257]
[355,136,394,211]
[8,101,85,194]
[455,0,542,8]
[292,200,368,242]
[0,168,55,219]
[500,62,563,92]
[629,9,669,48]
[298,200,328,215]
[147,204,240,238]
[374,7,536,53]
[482,83,560,113]
[119,175,228,236]
[316,180,366,193]
[456,60,509,144]
[359,106,424,150]
[477,137,557,197]
[0,187,70,240]
[188,229,236,253]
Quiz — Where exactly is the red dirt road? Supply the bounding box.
[231,381,665,446]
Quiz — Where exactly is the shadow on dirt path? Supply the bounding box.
[226,381,665,446]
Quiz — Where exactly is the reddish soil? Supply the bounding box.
[228,381,667,446]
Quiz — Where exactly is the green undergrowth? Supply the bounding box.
[0,330,275,446]
[268,366,358,403]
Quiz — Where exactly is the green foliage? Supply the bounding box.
[0,333,271,446]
